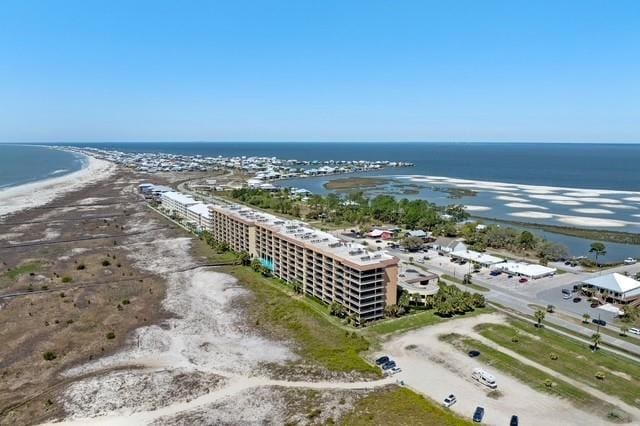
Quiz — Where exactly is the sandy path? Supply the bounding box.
[0,155,115,217]
[43,375,395,426]
[379,313,624,426]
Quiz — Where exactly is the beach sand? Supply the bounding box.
[0,155,115,217]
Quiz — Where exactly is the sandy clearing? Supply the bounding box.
[505,202,548,210]
[379,313,622,426]
[509,211,554,219]
[0,155,115,217]
[571,208,615,215]
[464,205,492,212]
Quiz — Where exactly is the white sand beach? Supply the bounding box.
[0,155,115,217]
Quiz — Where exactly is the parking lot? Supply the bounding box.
[537,286,619,323]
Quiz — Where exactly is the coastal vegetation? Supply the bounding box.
[459,222,570,262]
[475,318,640,407]
[229,187,469,233]
[323,177,390,190]
[338,386,474,426]
[477,217,640,246]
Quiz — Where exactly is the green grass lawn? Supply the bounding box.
[226,265,378,375]
[440,333,629,422]
[338,387,473,426]
[3,261,41,281]
[365,306,493,337]
[476,319,640,408]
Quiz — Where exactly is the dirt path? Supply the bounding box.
[379,313,627,426]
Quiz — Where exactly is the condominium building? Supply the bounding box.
[186,203,212,231]
[208,203,398,321]
[160,191,199,217]
[157,187,399,321]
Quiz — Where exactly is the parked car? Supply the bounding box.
[388,366,402,375]
[590,302,600,308]
[489,270,501,276]
[518,277,528,283]
[442,394,457,408]
[573,297,582,303]
[381,361,396,370]
[628,328,640,335]
[375,239,382,243]
[623,257,637,265]
[510,415,519,426]
[473,406,485,423]
[592,318,607,326]
[468,350,481,358]
[375,356,389,365]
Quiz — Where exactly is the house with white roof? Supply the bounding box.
[581,273,640,304]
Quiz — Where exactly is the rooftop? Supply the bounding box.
[209,203,397,267]
[162,191,199,206]
[187,203,211,218]
[583,273,640,295]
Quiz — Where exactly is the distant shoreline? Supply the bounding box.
[0,150,115,217]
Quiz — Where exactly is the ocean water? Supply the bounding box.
[63,142,640,191]
[0,144,85,189]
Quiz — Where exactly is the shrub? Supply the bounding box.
[102,260,111,267]
[76,264,85,270]
[61,276,73,283]
[106,332,116,340]
[595,371,605,380]
[543,379,553,388]
[59,292,66,298]
[43,351,57,361]
[122,299,130,305]
[549,353,558,360]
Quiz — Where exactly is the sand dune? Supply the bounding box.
[505,202,548,210]
[508,211,554,219]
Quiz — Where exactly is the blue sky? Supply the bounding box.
[0,1,638,142]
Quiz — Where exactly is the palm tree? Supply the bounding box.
[589,242,607,267]
[582,313,591,324]
[534,309,545,328]
[620,325,629,337]
[591,333,602,351]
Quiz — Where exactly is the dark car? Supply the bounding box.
[468,350,481,358]
[375,356,389,365]
[382,361,396,370]
[510,415,519,426]
[518,277,528,283]
[592,319,607,326]
[573,297,582,303]
[489,270,501,276]
[473,406,485,423]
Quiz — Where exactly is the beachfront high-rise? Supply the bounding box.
[158,188,399,321]
[208,204,399,322]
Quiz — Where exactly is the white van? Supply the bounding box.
[472,368,497,389]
